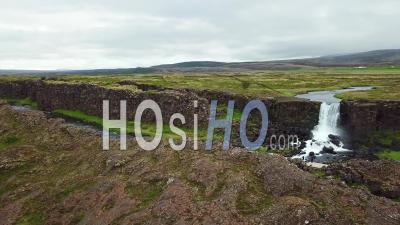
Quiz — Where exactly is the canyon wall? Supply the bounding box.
[341,100,400,149]
[118,81,321,139]
[0,79,320,142]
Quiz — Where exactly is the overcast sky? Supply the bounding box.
[1,0,399,70]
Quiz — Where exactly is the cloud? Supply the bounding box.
[0,0,399,69]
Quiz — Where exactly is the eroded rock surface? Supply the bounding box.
[0,105,399,225]
[327,159,400,199]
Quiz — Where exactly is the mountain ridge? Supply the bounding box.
[1,49,400,75]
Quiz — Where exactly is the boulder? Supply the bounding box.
[321,146,337,154]
[328,134,341,147]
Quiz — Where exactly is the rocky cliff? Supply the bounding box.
[341,100,400,150]
[0,79,320,144]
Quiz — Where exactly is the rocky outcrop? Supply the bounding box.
[121,81,321,139]
[327,159,400,199]
[1,105,400,225]
[340,100,400,148]
[0,79,320,143]
[0,80,208,126]
[267,99,320,140]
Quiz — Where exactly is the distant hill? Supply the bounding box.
[153,61,227,69]
[0,67,158,76]
[1,49,400,76]
[290,49,400,66]
[153,49,400,71]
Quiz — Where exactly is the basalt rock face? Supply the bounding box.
[0,79,320,142]
[110,81,321,140]
[183,87,321,140]
[0,80,209,127]
[340,100,400,148]
[267,99,320,140]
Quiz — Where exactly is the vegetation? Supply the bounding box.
[255,147,268,154]
[236,176,274,215]
[53,109,221,141]
[16,211,44,225]
[1,97,38,109]
[270,147,299,157]
[53,109,103,126]
[254,146,299,157]
[216,103,243,122]
[311,169,328,179]
[0,135,21,149]
[28,66,397,100]
[125,180,166,211]
[367,130,400,148]
[14,198,45,225]
[366,131,400,161]
[0,100,398,224]
[377,150,400,161]
[2,66,400,100]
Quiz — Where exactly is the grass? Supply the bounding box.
[46,66,400,100]
[16,211,44,225]
[216,103,243,122]
[0,135,21,149]
[376,150,400,161]
[53,109,103,126]
[53,109,222,141]
[236,193,273,215]
[311,170,328,179]
[185,178,207,202]
[367,130,400,148]
[255,147,268,154]
[0,162,33,197]
[125,180,166,211]
[2,66,400,100]
[15,200,44,225]
[369,130,400,160]
[236,176,274,215]
[130,70,400,100]
[55,181,92,200]
[1,97,38,109]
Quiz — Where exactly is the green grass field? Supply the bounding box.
[14,66,397,100]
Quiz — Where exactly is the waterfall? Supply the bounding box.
[311,102,341,142]
[293,86,373,162]
[293,102,350,162]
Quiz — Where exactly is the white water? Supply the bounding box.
[295,102,350,158]
[312,102,340,142]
